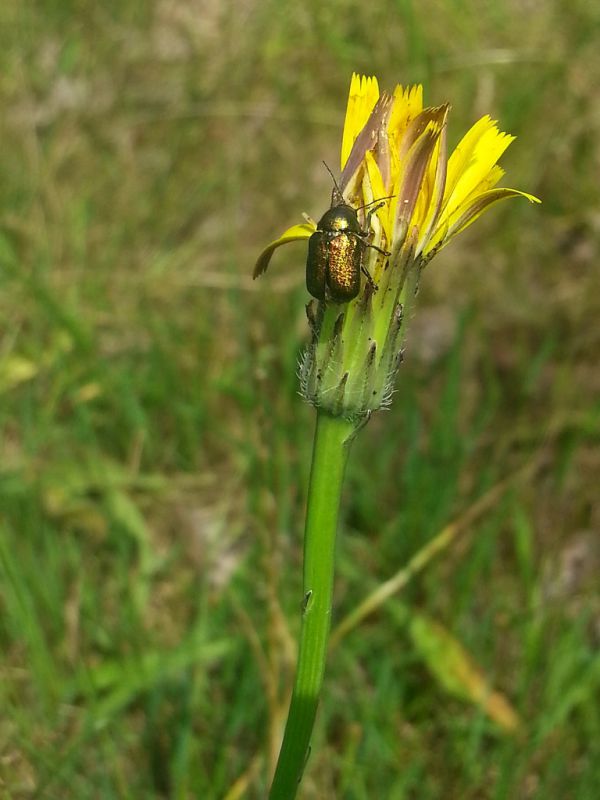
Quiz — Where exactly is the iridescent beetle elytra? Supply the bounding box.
[306,164,391,303]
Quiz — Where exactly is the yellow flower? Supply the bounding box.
[254,74,540,421]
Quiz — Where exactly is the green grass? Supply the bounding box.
[1,1,599,797]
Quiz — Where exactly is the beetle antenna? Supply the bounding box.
[322,161,345,205]
[356,195,396,210]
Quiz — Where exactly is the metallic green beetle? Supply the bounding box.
[306,168,390,303]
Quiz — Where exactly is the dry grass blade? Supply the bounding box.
[330,455,544,650]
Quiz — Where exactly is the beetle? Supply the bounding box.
[306,166,391,303]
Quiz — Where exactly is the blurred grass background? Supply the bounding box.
[1,1,599,798]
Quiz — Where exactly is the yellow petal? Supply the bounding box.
[443,117,515,218]
[393,107,448,241]
[389,84,423,146]
[341,93,394,193]
[425,187,541,255]
[363,151,392,240]
[253,223,315,278]
[341,74,380,170]
[416,118,449,254]
[466,163,506,197]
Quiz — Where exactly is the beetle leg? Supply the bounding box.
[360,204,391,257]
[361,264,378,291]
[366,241,391,256]
[355,232,390,257]
[364,200,386,230]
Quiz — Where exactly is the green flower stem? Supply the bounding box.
[269,410,357,800]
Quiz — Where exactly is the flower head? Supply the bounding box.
[254,74,540,421]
